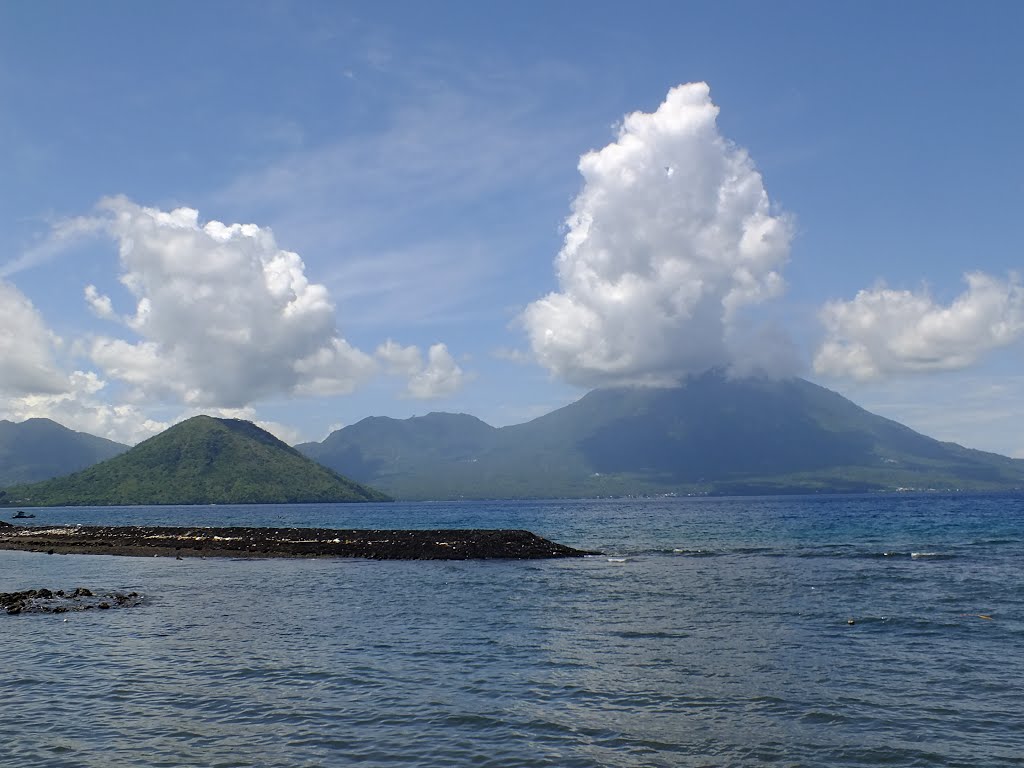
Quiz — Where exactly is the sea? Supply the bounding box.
[1,494,1022,767]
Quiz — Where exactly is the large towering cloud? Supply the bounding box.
[85,197,376,407]
[0,280,67,395]
[814,272,1024,379]
[524,83,793,387]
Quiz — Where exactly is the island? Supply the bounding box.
[0,416,390,507]
[0,523,594,560]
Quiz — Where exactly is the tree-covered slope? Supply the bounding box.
[0,418,128,486]
[1,416,390,506]
[298,373,1024,499]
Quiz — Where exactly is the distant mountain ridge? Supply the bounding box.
[298,373,1024,499]
[1,415,389,506]
[0,418,128,486]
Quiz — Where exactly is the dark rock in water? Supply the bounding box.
[0,525,596,560]
[0,587,142,615]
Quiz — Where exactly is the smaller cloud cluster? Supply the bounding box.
[1,197,468,444]
[376,340,465,399]
[84,197,376,407]
[74,198,467,410]
[814,272,1024,380]
[0,281,67,396]
[524,82,793,388]
[2,370,168,445]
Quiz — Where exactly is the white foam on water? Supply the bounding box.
[910,551,939,559]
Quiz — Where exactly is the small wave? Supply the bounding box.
[865,550,914,559]
[670,548,718,557]
[613,629,689,640]
[606,557,627,563]
[864,550,955,560]
[629,546,962,561]
[969,538,1020,546]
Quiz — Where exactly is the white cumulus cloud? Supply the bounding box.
[523,82,793,388]
[84,284,115,319]
[0,280,68,395]
[2,370,169,445]
[84,197,376,407]
[376,339,466,399]
[814,272,1024,380]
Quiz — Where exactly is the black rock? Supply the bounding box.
[0,587,142,615]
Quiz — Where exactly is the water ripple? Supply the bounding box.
[2,494,1023,766]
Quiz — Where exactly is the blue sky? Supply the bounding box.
[2,1,1024,455]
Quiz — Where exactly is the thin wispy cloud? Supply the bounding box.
[322,240,498,329]
[0,215,103,279]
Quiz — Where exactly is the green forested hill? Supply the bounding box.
[0,418,128,486]
[1,415,389,506]
[298,373,1024,499]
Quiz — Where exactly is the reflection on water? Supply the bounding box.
[2,495,1023,766]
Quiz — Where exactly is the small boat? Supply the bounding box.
[12,511,35,519]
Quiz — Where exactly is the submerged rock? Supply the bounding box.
[1,588,142,615]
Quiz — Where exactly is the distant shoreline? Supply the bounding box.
[0,523,594,560]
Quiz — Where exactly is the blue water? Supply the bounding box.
[2,495,1022,767]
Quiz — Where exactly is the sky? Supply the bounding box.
[2,1,1024,455]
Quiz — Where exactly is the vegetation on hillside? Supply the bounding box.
[0,418,128,486]
[298,373,1024,499]
[1,416,390,506]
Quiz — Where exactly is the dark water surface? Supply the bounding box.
[2,495,1022,766]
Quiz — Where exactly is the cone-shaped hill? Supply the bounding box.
[0,416,390,506]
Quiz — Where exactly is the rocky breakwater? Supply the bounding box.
[0,524,596,560]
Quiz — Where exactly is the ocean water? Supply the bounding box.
[1,494,1022,767]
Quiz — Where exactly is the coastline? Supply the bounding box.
[0,523,593,560]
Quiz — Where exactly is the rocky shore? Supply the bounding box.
[0,523,594,560]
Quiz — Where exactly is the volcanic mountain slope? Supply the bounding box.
[298,373,1024,499]
[1,416,389,506]
[0,418,128,486]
